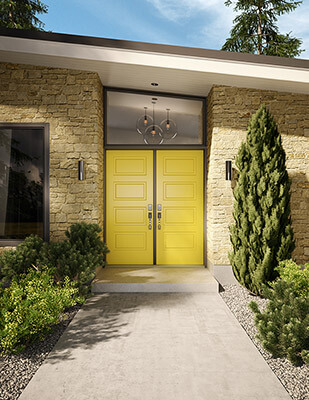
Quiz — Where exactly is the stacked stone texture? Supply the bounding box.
[0,62,103,244]
[207,85,309,266]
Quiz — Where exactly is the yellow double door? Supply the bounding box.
[106,150,204,265]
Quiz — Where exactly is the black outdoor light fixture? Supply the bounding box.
[78,160,84,181]
[226,160,232,181]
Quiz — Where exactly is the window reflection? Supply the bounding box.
[0,127,44,239]
[106,91,204,145]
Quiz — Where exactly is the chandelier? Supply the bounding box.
[136,98,177,144]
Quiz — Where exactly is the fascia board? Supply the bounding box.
[1,36,309,85]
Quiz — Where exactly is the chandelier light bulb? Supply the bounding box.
[166,109,170,130]
[144,107,148,125]
[160,108,177,141]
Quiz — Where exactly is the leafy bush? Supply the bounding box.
[0,235,44,283]
[249,280,309,365]
[39,223,109,292]
[65,222,108,264]
[274,260,309,297]
[0,223,109,292]
[0,267,83,354]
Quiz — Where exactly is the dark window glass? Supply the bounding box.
[106,91,204,145]
[0,127,44,239]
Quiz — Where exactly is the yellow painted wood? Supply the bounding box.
[156,150,204,264]
[106,150,153,264]
[106,150,204,265]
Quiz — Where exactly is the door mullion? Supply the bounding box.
[153,150,157,265]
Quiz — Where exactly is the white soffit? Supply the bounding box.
[0,35,309,96]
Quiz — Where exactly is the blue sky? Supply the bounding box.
[41,0,309,59]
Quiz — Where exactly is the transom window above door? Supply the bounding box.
[105,89,205,146]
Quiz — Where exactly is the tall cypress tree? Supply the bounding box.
[229,105,295,295]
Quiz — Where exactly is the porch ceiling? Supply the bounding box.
[0,30,309,96]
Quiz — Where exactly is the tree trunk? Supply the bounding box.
[257,4,263,55]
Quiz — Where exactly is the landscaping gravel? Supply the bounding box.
[220,284,309,400]
[0,305,81,400]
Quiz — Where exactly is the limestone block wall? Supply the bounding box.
[0,62,103,242]
[207,85,309,266]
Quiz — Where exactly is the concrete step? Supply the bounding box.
[92,267,219,293]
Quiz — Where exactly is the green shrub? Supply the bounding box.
[0,235,44,283]
[0,267,83,354]
[249,280,309,365]
[65,222,109,264]
[0,223,109,292]
[274,260,309,297]
[39,223,109,292]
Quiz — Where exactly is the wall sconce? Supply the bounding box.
[226,160,232,181]
[78,160,84,181]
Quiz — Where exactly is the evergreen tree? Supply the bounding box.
[0,0,48,30]
[222,0,303,58]
[229,104,295,295]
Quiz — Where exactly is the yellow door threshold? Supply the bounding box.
[92,267,218,293]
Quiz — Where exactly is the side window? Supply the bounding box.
[0,125,49,244]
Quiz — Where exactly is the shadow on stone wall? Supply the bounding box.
[289,172,309,264]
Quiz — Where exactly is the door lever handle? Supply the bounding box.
[148,212,152,230]
[157,212,161,230]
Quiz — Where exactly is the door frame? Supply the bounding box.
[103,87,207,266]
[103,148,207,266]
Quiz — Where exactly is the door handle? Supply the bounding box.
[157,212,162,230]
[148,204,153,230]
[157,204,162,230]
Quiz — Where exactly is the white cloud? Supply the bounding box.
[146,0,227,22]
[147,0,235,49]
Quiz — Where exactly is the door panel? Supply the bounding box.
[156,150,204,265]
[106,150,153,264]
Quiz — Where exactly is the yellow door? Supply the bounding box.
[156,150,204,265]
[106,150,154,264]
[106,150,203,265]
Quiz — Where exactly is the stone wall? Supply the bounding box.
[0,62,104,242]
[207,85,309,267]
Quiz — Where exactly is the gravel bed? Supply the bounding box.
[0,305,81,400]
[220,284,309,400]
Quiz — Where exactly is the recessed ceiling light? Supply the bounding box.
[152,97,158,101]
[151,82,159,86]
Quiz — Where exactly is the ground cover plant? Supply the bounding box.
[229,104,294,295]
[0,266,82,355]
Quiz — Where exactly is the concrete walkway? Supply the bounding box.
[19,293,291,400]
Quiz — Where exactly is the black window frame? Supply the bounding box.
[0,123,49,246]
[104,87,207,149]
